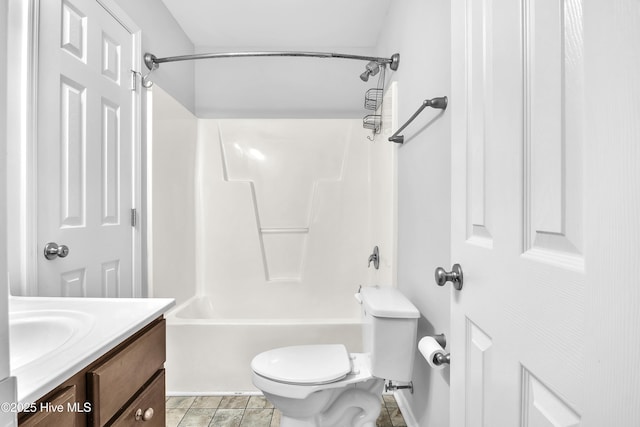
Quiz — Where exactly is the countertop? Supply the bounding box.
[10,296,175,405]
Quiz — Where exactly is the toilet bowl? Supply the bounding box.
[251,286,420,427]
[251,346,383,427]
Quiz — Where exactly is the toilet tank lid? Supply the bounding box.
[358,286,420,319]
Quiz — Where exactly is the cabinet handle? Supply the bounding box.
[134,407,154,421]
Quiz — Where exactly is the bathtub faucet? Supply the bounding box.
[368,246,379,270]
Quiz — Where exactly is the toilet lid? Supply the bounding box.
[251,344,351,385]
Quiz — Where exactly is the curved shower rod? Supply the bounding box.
[141,51,400,87]
[144,51,400,70]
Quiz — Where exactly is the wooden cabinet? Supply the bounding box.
[20,386,78,427]
[110,370,165,427]
[19,318,166,427]
[88,320,165,426]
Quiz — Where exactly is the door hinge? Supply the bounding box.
[131,208,137,227]
[130,69,139,92]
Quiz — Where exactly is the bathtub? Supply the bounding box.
[165,296,363,394]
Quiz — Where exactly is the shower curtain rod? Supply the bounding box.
[143,51,400,71]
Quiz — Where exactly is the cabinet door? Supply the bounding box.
[88,319,165,426]
[20,386,76,427]
[111,370,165,427]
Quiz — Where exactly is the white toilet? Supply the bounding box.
[251,286,420,427]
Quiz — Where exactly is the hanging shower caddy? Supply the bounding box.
[362,62,387,137]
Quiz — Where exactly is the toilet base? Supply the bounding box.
[271,378,384,427]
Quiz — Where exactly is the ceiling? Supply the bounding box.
[160,0,393,48]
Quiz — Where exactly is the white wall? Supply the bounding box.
[1,1,17,425]
[0,0,9,380]
[376,0,452,425]
[113,0,195,112]
[194,46,380,118]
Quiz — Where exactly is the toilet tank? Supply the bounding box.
[357,286,420,382]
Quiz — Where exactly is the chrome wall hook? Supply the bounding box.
[141,68,155,88]
[368,246,379,269]
[141,53,159,88]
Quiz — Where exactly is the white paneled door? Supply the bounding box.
[37,0,138,297]
[448,0,640,426]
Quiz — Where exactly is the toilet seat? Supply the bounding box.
[251,344,351,385]
[251,351,374,400]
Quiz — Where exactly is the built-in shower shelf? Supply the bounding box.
[260,227,309,282]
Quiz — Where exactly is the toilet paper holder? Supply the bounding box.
[433,352,451,366]
[430,334,451,366]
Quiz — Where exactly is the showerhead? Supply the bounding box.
[360,61,380,82]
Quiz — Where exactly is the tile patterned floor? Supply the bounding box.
[166,394,407,427]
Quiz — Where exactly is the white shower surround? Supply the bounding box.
[150,85,397,393]
[195,118,372,318]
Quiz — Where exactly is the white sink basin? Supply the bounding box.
[9,296,174,405]
[10,310,95,371]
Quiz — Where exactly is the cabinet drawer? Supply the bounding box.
[88,319,166,427]
[20,385,77,427]
[111,370,165,427]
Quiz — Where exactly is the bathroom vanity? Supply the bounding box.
[9,297,174,426]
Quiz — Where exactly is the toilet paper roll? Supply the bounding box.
[419,336,447,370]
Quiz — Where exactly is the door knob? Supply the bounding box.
[44,242,69,260]
[434,264,463,290]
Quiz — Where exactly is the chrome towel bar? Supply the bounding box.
[388,96,448,144]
